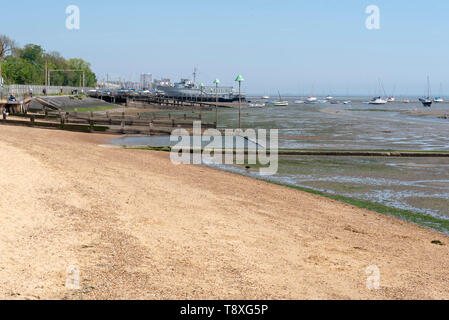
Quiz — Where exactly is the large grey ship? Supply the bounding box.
[157,78,244,102]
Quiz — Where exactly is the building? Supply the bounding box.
[140,74,153,90]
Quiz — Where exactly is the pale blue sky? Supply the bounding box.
[1,0,449,95]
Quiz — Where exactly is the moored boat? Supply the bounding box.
[269,91,288,106]
[270,101,289,106]
[419,98,432,107]
[369,97,388,105]
[420,76,433,108]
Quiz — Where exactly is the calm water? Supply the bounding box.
[111,98,449,220]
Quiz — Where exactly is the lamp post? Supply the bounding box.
[199,83,205,119]
[199,83,205,105]
[214,79,220,126]
[235,75,244,128]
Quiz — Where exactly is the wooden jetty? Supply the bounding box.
[90,91,242,109]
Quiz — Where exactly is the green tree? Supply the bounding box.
[3,56,41,84]
[21,44,44,65]
[0,35,15,82]
[1,36,97,87]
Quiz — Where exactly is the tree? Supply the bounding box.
[0,35,15,82]
[1,36,97,87]
[21,44,44,64]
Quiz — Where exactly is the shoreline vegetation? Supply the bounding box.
[273,182,449,236]
[122,145,449,236]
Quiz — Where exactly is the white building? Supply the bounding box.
[140,73,153,90]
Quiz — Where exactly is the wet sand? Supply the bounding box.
[0,125,448,300]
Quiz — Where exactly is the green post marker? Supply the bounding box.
[214,79,220,126]
[235,75,244,128]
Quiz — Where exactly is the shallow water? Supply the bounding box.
[111,99,449,219]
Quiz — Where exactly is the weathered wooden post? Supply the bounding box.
[59,114,65,129]
[149,121,153,136]
[120,120,125,133]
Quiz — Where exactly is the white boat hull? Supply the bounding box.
[270,101,289,106]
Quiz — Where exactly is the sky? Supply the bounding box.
[1,0,449,95]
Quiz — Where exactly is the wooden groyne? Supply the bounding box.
[0,110,217,135]
[127,146,449,158]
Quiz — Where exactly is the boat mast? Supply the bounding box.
[379,78,387,98]
[193,68,197,85]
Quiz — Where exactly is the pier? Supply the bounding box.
[89,91,244,110]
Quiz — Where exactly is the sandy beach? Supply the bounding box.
[0,125,448,300]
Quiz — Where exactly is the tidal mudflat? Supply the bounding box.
[112,99,449,230]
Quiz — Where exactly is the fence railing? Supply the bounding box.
[0,86,7,100]
[1,84,94,99]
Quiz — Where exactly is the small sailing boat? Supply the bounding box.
[249,102,266,108]
[369,79,387,105]
[420,76,433,108]
[305,85,318,104]
[305,96,318,104]
[270,91,289,106]
[434,83,444,103]
[369,97,388,105]
[387,85,396,102]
